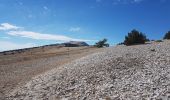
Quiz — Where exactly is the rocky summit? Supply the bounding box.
[6,41,170,100]
[62,41,89,47]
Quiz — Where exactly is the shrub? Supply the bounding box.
[117,42,124,45]
[95,38,109,48]
[124,29,147,46]
[163,31,170,39]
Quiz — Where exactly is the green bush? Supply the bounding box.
[95,38,109,48]
[124,29,147,46]
[163,31,170,39]
[117,42,124,45]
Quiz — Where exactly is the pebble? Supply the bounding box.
[6,40,170,100]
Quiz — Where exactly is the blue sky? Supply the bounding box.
[0,0,170,51]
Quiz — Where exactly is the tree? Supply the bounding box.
[124,29,147,46]
[163,31,170,39]
[95,38,109,48]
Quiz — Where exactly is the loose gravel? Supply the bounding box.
[6,41,170,100]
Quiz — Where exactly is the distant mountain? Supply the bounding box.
[62,41,89,47]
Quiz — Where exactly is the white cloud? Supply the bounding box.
[69,27,81,32]
[7,31,90,42]
[0,23,21,31]
[0,23,91,43]
[0,41,35,51]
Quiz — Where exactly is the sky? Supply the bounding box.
[0,0,170,51]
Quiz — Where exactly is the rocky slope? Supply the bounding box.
[6,41,170,100]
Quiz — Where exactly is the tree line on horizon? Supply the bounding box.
[95,29,170,47]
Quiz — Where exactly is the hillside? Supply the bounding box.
[0,41,89,56]
[0,46,103,99]
[5,41,170,99]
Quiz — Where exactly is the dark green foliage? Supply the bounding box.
[124,29,147,46]
[163,31,170,39]
[117,42,124,45]
[95,38,109,48]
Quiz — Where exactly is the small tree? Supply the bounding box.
[95,38,109,48]
[163,31,170,39]
[124,29,147,46]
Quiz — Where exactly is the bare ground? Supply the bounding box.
[5,41,170,100]
[0,46,103,98]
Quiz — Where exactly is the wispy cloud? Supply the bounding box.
[112,0,144,4]
[18,2,23,5]
[69,27,81,32]
[133,0,143,3]
[7,31,90,42]
[0,23,21,31]
[0,41,35,51]
[0,23,91,42]
[43,6,48,10]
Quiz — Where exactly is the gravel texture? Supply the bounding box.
[0,47,100,99]
[6,41,170,100]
